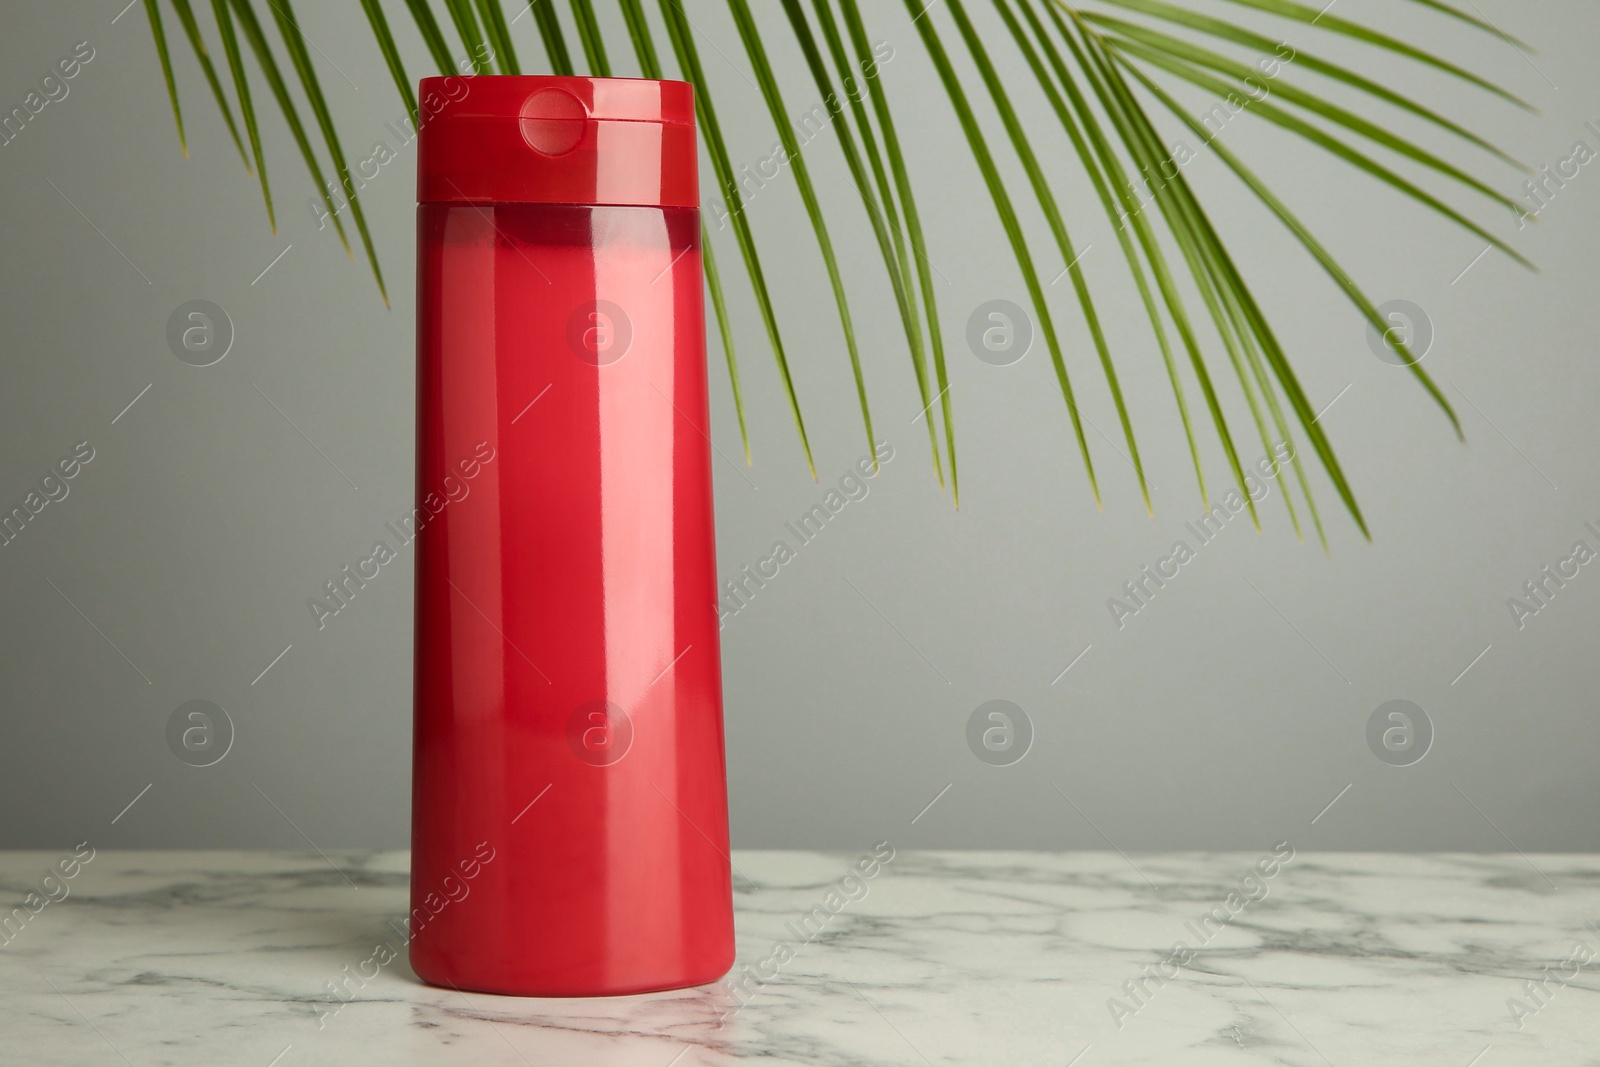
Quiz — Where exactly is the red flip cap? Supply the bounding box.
[417,75,698,208]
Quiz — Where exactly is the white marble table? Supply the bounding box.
[3,849,1598,1065]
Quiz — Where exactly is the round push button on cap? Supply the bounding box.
[520,87,588,156]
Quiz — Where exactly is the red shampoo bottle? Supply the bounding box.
[410,75,734,996]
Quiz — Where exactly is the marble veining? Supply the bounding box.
[3,850,1599,1065]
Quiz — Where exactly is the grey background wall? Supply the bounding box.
[1,1,1596,853]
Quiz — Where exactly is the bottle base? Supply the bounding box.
[409,948,735,999]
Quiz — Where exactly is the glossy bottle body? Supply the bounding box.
[410,200,734,996]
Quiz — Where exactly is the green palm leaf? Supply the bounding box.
[530,0,574,75]
[701,227,752,462]
[361,0,419,123]
[144,0,186,155]
[474,0,521,73]
[440,0,491,72]
[169,0,251,167]
[1086,14,1521,208]
[660,0,816,475]
[839,0,957,501]
[1213,0,1532,109]
[617,0,750,462]
[224,0,352,256]
[948,0,1150,511]
[908,0,1102,505]
[143,0,1534,536]
[1074,17,1370,534]
[1400,0,1530,50]
[618,0,663,74]
[1052,4,1259,525]
[402,0,457,72]
[1125,60,1458,434]
[788,0,946,489]
[262,0,389,306]
[211,0,275,229]
[1094,0,1523,167]
[1005,0,1205,508]
[726,0,877,468]
[1106,34,1532,269]
[570,0,614,75]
